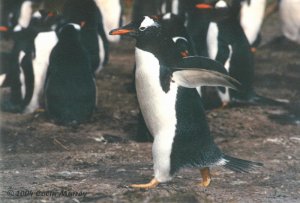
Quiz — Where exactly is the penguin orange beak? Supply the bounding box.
[109,28,134,35]
[180,50,189,57]
[195,4,213,9]
[110,23,137,36]
[80,21,86,28]
[0,26,9,32]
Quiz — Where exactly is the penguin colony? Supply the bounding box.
[1,0,299,188]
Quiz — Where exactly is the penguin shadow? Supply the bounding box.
[267,102,300,125]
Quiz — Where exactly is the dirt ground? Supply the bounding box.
[1,13,300,203]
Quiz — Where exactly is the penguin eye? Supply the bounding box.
[139,27,146,31]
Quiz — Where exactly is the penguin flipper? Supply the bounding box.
[172,68,240,90]
[178,56,228,75]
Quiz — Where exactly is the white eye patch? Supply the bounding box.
[162,13,172,20]
[69,23,81,31]
[216,0,227,8]
[139,16,159,30]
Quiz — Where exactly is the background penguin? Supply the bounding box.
[1,9,63,113]
[239,0,267,51]
[0,11,49,113]
[184,0,229,57]
[24,30,58,113]
[196,0,285,107]
[279,0,300,44]
[63,0,109,74]
[110,16,262,189]
[0,0,24,38]
[94,0,124,43]
[161,13,194,56]
[45,23,96,124]
[63,0,108,73]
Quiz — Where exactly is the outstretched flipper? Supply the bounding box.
[172,68,240,90]
[171,56,241,90]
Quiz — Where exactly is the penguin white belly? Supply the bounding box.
[95,35,105,74]
[135,47,178,182]
[95,0,122,43]
[280,0,300,44]
[217,45,232,104]
[207,23,231,104]
[240,0,266,45]
[24,31,58,113]
[207,22,218,60]
[172,0,179,15]
[0,74,6,86]
[18,51,26,100]
[18,1,33,28]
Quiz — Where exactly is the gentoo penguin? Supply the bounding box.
[24,30,58,113]
[110,16,262,188]
[1,21,38,112]
[2,9,62,113]
[63,0,108,73]
[279,0,300,44]
[196,0,255,107]
[45,23,96,124]
[197,0,287,107]
[239,0,267,51]
[184,0,229,57]
[20,10,63,113]
[135,13,193,142]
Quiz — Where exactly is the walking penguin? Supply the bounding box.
[110,16,262,188]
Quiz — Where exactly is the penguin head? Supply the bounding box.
[194,0,230,21]
[57,23,81,42]
[195,0,228,10]
[109,16,163,40]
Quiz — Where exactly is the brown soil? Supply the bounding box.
[1,14,300,203]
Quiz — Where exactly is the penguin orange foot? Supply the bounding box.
[221,101,230,108]
[130,178,160,189]
[199,167,211,187]
[35,108,45,113]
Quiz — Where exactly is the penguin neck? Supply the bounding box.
[136,36,182,66]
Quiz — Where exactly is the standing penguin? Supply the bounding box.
[94,0,123,43]
[239,0,267,51]
[279,0,300,44]
[110,16,262,188]
[196,0,256,107]
[45,23,96,124]
[197,0,286,107]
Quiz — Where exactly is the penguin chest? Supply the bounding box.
[135,48,178,137]
[280,0,300,42]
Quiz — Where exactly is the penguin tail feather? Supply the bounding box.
[222,155,263,173]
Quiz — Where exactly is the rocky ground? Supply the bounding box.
[1,13,300,203]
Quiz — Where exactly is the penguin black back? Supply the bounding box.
[45,23,96,124]
[62,0,105,73]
